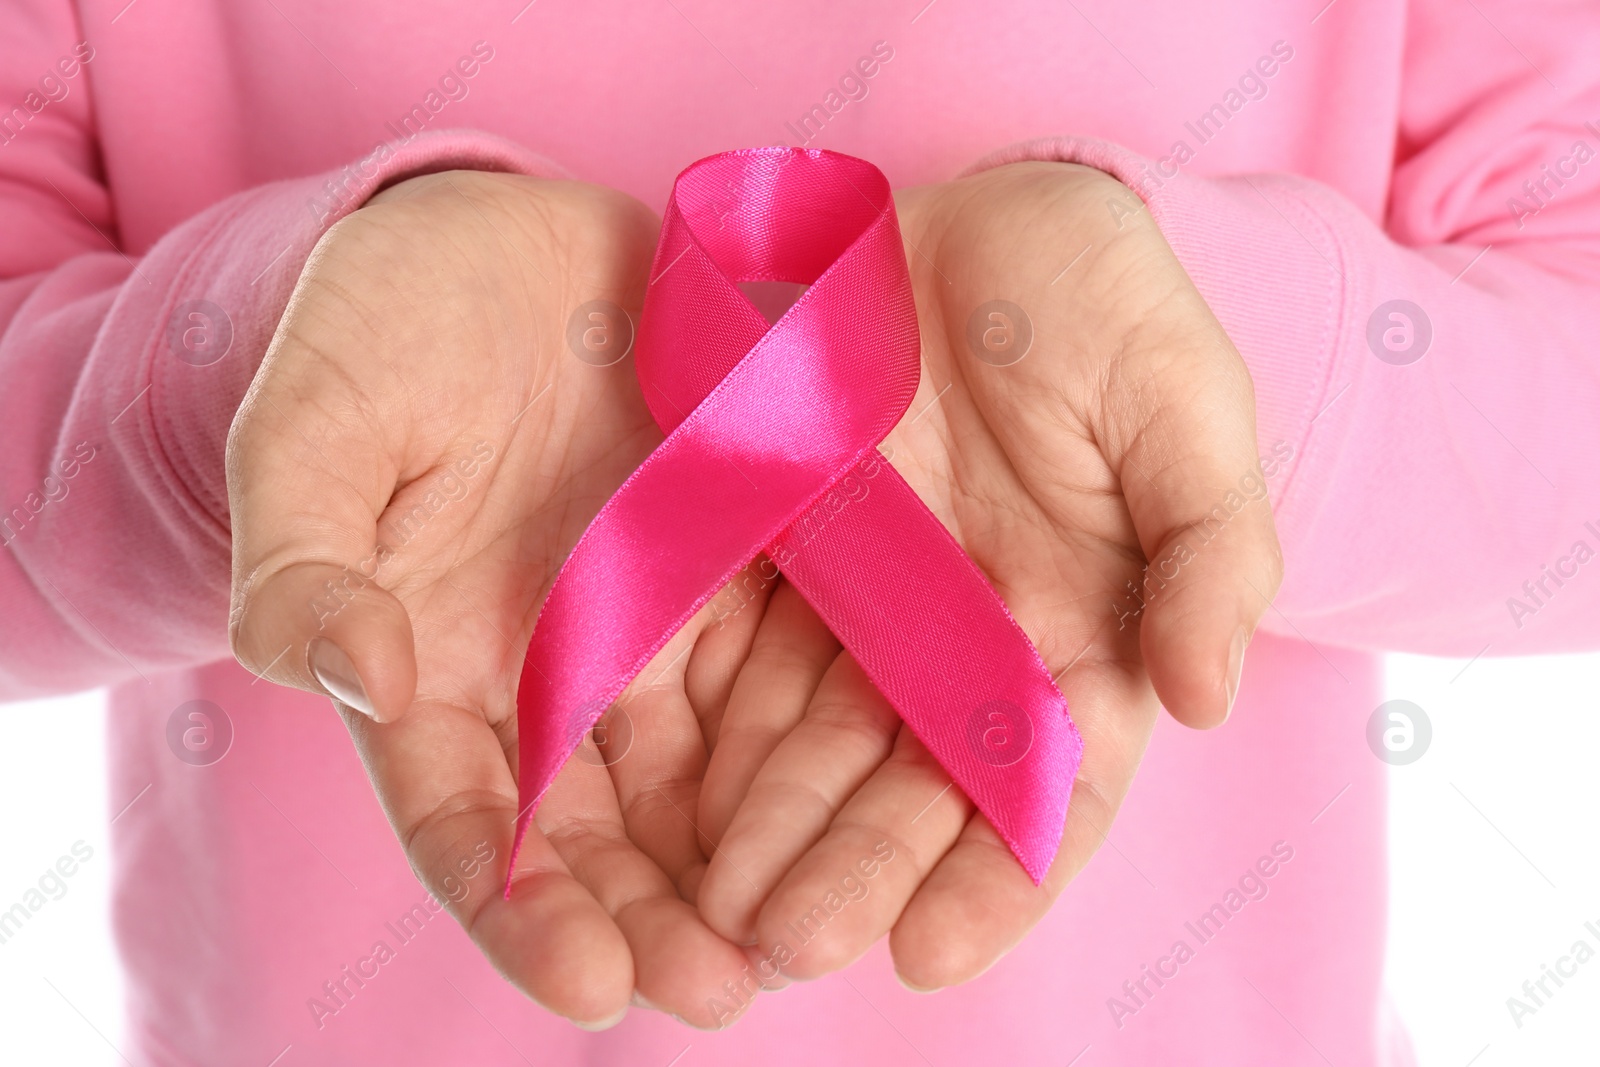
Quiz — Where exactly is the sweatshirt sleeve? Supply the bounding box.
[965,2,1600,659]
[0,18,570,698]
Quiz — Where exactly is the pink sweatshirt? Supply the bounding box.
[4,1,1599,1063]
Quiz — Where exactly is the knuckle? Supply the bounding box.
[804,699,898,756]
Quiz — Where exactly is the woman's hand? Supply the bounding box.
[694,161,1285,995]
[225,170,782,1028]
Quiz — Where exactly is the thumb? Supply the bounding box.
[225,374,417,723]
[1113,319,1284,730]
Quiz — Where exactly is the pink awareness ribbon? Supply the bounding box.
[509,147,1083,889]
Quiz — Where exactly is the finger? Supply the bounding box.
[1106,297,1285,728]
[697,654,897,945]
[341,699,633,1027]
[226,367,416,722]
[594,569,779,906]
[536,728,758,1029]
[889,656,1157,989]
[698,579,840,846]
[682,557,781,743]
[752,724,973,980]
[597,621,720,899]
[889,808,1075,991]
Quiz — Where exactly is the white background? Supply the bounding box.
[1,652,1596,1064]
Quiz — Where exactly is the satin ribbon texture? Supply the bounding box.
[509,147,1083,889]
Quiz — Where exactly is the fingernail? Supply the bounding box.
[309,638,376,719]
[573,1007,628,1031]
[1224,625,1249,718]
[631,991,661,1010]
[895,972,938,994]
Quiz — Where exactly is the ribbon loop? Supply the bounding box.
[510,148,1081,891]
